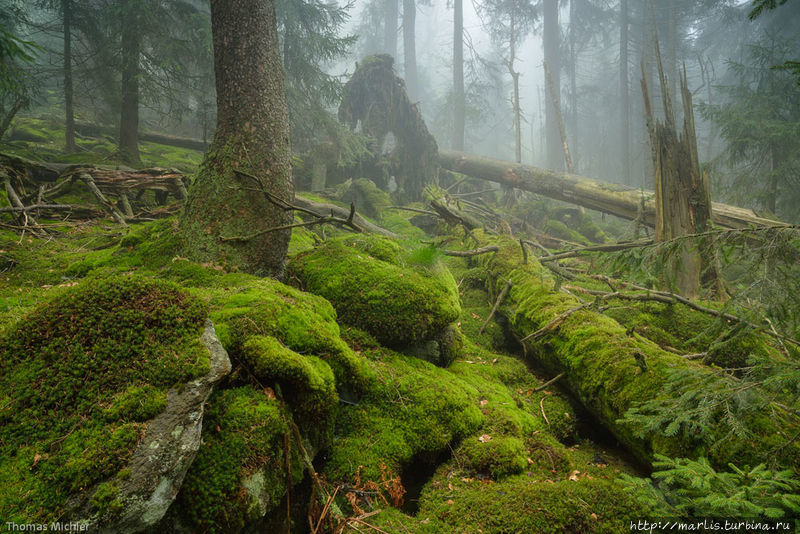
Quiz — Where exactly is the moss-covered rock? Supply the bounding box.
[0,276,213,525]
[171,386,301,533]
[288,235,460,348]
[458,435,528,478]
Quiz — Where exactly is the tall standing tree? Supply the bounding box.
[452,0,465,150]
[403,0,417,100]
[118,0,140,163]
[619,0,630,185]
[62,0,75,152]
[543,0,561,170]
[180,0,293,277]
[384,0,398,58]
[479,0,537,163]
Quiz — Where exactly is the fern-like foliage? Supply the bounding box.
[621,455,800,519]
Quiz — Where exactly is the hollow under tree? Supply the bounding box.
[180,0,293,277]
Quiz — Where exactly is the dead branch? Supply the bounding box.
[79,173,127,226]
[441,246,499,257]
[479,279,512,335]
[532,372,565,393]
[540,239,655,262]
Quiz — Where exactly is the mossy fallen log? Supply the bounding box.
[439,150,784,230]
[477,234,800,471]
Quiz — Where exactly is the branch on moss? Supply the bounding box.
[479,278,512,335]
[540,239,654,262]
[221,203,362,242]
[440,245,499,257]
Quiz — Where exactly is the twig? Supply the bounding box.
[540,395,550,425]
[79,173,127,226]
[312,486,340,534]
[540,239,655,262]
[387,206,438,216]
[479,279,512,335]
[441,246,499,257]
[521,303,591,343]
[532,372,565,393]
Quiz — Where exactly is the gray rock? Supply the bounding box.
[79,320,231,533]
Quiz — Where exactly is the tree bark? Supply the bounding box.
[180,0,293,277]
[543,0,561,170]
[384,0,398,59]
[437,150,784,230]
[119,0,141,164]
[453,0,465,151]
[403,0,417,101]
[619,0,630,185]
[63,0,75,153]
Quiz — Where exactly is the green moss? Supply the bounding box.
[0,276,208,522]
[89,481,123,518]
[175,386,301,533]
[458,435,527,478]
[543,219,591,246]
[288,235,460,347]
[416,471,650,533]
[103,384,168,423]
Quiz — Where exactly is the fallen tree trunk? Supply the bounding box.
[477,234,799,471]
[438,150,784,230]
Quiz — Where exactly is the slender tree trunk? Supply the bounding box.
[509,8,521,164]
[767,147,778,215]
[62,0,75,153]
[620,0,630,185]
[180,0,293,277]
[543,0,562,170]
[403,0,417,101]
[568,0,578,171]
[453,0,465,151]
[119,0,140,164]
[667,0,678,103]
[384,0,398,59]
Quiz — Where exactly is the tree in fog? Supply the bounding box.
[478,0,537,163]
[181,0,293,276]
[452,0,465,150]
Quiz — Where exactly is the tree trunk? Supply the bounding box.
[384,0,398,59]
[508,7,521,164]
[119,0,141,165]
[543,0,561,170]
[63,0,75,153]
[403,0,417,101]
[619,0,630,185]
[453,0,465,151]
[568,0,578,170]
[437,150,783,230]
[180,0,293,277]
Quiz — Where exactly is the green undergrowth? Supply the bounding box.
[0,276,209,523]
[2,116,202,171]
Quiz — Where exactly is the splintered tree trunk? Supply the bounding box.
[63,0,75,153]
[642,39,714,298]
[543,0,561,171]
[403,0,418,101]
[180,0,293,277]
[119,0,140,164]
[453,0,465,151]
[544,60,573,173]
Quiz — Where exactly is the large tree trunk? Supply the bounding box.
[568,0,578,170]
[453,0,465,151]
[180,0,293,277]
[403,0,417,101]
[63,0,75,153]
[437,150,784,230]
[119,0,140,164]
[543,0,561,170]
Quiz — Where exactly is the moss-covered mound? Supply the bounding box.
[288,235,460,347]
[173,386,303,533]
[202,278,373,394]
[0,276,209,523]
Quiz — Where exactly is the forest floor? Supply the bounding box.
[1,116,798,533]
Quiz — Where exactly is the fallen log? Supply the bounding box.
[477,234,799,472]
[438,150,784,230]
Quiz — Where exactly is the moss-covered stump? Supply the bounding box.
[287,235,461,354]
[0,277,229,531]
[167,386,304,534]
[477,235,800,471]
